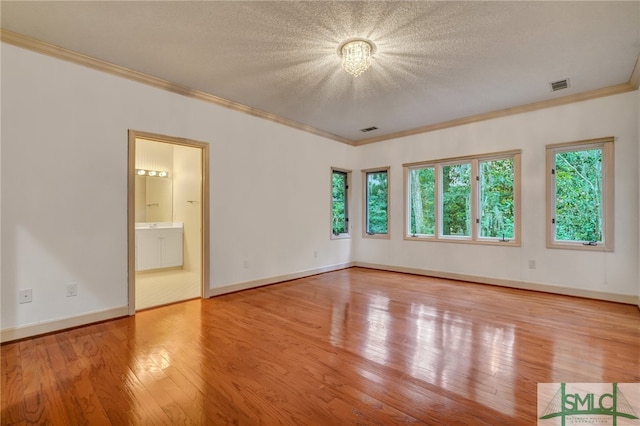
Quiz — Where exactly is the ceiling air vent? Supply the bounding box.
[550,78,570,92]
[360,126,378,132]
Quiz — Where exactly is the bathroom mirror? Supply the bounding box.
[135,175,173,222]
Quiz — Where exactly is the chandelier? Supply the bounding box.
[340,39,374,77]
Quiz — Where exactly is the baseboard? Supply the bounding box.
[4,261,634,342]
[354,262,639,305]
[206,262,354,297]
[1,306,129,343]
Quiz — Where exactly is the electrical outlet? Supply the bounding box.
[66,283,78,297]
[19,289,33,304]
[528,260,536,269]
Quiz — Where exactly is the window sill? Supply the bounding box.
[363,233,390,240]
[404,235,521,247]
[331,234,351,240]
[547,242,613,252]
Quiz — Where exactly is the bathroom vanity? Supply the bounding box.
[135,222,184,271]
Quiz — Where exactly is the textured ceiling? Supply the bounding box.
[2,1,639,143]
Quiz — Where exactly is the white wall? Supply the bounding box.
[1,44,355,332]
[1,42,637,337]
[355,91,640,299]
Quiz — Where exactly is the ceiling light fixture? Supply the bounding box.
[339,39,375,77]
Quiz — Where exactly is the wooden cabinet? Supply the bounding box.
[135,226,183,271]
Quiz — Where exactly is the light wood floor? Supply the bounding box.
[2,267,639,425]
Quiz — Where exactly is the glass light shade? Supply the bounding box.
[136,168,168,177]
[341,40,372,77]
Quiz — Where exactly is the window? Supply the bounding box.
[404,150,520,245]
[441,162,472,237]
[363,167,389,238]
[479,157,515,241]
[331,168,350,238]
[408,166,435,236]
[546,137,614,251]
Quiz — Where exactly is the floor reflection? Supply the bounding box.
[406,304,517,415]
[4,269,637,424]
[329,301,349,347]
[336,293,519,416]
[362,294,391,366]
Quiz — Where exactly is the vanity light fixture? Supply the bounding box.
[135,169,169,178]
[339,38,375,77]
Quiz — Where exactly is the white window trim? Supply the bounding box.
[439,160,474,240]
[331,167,351,240]
[404,163,438,239]
[362,166,390,239]
[403,150,521,246]
[476,155,521,243]
[546,137,614,252]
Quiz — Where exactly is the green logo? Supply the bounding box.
[539,383,639,425]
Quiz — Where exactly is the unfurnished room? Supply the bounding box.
[1,1,639,425]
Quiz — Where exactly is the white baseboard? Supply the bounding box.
[354,262,639,305]
[4,261,635,343]
[206,262,354,297]
[1,306,129,343]
[1,263,353,343]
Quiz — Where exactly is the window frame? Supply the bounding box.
[330,167,351,239]
[439,160,474,240]
[546,137,614,252]
[403,150,521,246]
[406,164,438,238]
[477,155,519,242]
[362,166,390,239]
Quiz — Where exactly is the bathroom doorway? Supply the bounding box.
[127,130,210,314]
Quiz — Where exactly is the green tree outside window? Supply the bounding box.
[408,167,435,235]
[332,171,348,235]
[442,163,471,237]
[366,171,388,234]
[480,158,514,239]
[554,148,603,242]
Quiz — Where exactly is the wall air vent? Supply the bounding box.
[550,78,570,92]
[360,126,379,132]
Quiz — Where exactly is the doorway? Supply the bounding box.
[128,130,210,314]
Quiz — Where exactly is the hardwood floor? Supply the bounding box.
[2,267,639,425]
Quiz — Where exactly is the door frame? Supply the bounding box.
[127,129,210,315]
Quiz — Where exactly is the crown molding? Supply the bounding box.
[0,29,352,145]
[2,29,636,148]
[353,82,636,146]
